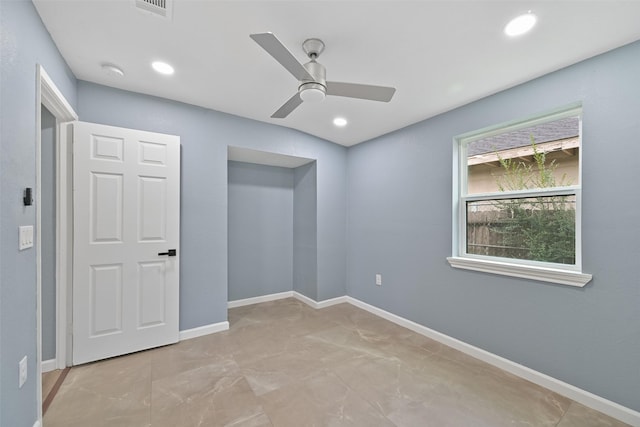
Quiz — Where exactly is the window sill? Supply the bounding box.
[446,256,592,287]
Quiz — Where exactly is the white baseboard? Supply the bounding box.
[41,359,57,373]
[345,297,640,426]
[227,291,347,310]
[293,292,348,309]
[179,321,229,341]
[228,291,294,308]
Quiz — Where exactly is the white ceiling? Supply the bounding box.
[33,1,640,147]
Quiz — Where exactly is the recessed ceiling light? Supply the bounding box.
[333,117,347,127]
[504,12,537,37]
[152,61,174,75]
[101,63,124,77]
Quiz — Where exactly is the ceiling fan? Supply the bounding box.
[250,32,396,119]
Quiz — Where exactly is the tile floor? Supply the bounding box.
[44,298,629,426]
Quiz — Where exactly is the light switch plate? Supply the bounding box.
[19,226,34,250]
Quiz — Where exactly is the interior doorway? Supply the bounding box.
[40,105,56,368]
[36,65,77,422]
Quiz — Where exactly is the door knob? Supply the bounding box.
[158,249,177,256]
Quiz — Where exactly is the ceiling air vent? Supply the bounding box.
[135,0,172,19]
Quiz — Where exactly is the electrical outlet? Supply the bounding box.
[375,274,382,286]
[19,356,27,388]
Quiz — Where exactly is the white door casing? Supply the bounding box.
[72,122,180,365]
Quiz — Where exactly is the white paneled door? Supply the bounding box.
[72,122,180,365]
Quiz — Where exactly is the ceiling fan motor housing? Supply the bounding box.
[301,60,326,86]
[299,60,327,101]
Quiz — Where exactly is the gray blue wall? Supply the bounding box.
[77,81,348,329]
[293,162,318,300]
[41,105,56,362]
[0,1,77,425]
[228,160,320,302]
[228,161,294,301]
[347,40,640,411]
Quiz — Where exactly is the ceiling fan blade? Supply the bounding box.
[271,93,303,119]
[250,33,314,82]
[326,82,396,102]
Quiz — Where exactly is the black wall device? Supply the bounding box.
[23,188,33,206]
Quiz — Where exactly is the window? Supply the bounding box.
[448,103,592,286]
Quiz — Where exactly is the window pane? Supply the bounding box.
[466,195,576,265]
[467,117,580,195]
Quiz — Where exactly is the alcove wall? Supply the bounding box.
[227,148,317,302]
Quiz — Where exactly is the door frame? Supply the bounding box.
[36,64,77,421]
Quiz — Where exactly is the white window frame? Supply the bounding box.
[447,103,592,287]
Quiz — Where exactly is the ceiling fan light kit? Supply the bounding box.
[299,83,326,102]
[250,32,396,118]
